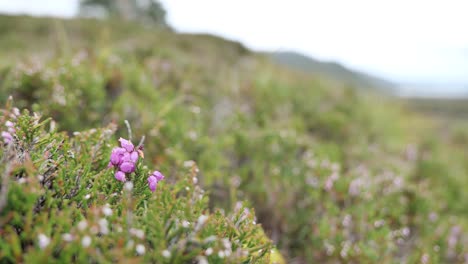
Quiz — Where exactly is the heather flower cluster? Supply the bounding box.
[108,138,140,181]
[1,107,20,144]
[108,137,164,192]
[148,170,165,192]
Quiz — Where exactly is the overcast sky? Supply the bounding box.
[0,0,467,87]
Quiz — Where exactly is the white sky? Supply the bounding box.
[0,0,467,85]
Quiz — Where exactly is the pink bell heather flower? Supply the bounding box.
[5,121,15,134]
[147,171,165,192]
[120,162,136,173]
[130,151,139,163]
[110,147,126,166]
[109,138,138,181]
[152,170,165,181]
[119,138,134,152]
[147,175,158,192]
[5,121,14,127]
[115,171,126,182]
[2,131,13,144]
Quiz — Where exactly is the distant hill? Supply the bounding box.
[268,51,395,91]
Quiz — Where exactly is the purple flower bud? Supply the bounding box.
[121,152,131,162]
[152,170,165,181]
[2,131,12,143]
[130,151,139,163]
[120,162,136,173]
[119,138,134,152]
[148,175,158,192]
[110,147,126,165]
[115,171,126,182]
[5,121,14,127]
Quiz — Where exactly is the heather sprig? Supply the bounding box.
[108,137,165,192]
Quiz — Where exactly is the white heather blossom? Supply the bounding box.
[62,233,74,242]
[136,244,146,255]
[98,218,109,235]
[402,227,410,237]
[205,248,213,256]
[78,220,88,231]
[162,250,171,258]
[124,181,134,191]
[81,236,91,248]
[184,160,195,168]
[197,256,208,264]
[38,234,50,249]
[102,204,113,216]
[130,228,145,239]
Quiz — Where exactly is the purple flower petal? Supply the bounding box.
[152,170,165,181]
[119,138,134,152]
[120,162,136,173]
[130,151,139,163]
[110,147,126,165]
[5,121,14,127]
[115,171,126,182]
[148,176,158,192]
[2,131,12,143]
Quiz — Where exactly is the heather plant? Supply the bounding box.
[0,15,467,263]
[0,102,273,263]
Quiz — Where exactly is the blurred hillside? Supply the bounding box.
[0,14,467,263]
[269,51,395,92]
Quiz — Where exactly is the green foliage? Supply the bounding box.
[0,15,467,263]
[0,105,272,263]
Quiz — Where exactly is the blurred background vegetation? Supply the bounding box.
[0,1,467,263]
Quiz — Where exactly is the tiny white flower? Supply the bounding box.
[18,178,27,184]
[182,220,190,228]
[81,236,91,248]
[374,220,385,228]
[102,204,113,216]
[188,131,198,140]
[130,228,145,239]
[183,160,195,168]
[98,218,109,235]
[124,181,134,191]
[197,256,208,264]
[38,234,50,249]
[162,249,171,258]
[84,194,91,200]
[62,233,74,242]
[136,244,146,255]
[78,220,88,231]
[402,227,410,237]
[190,106,201,114]
[205,247,213,256]
[218,251,225,258]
